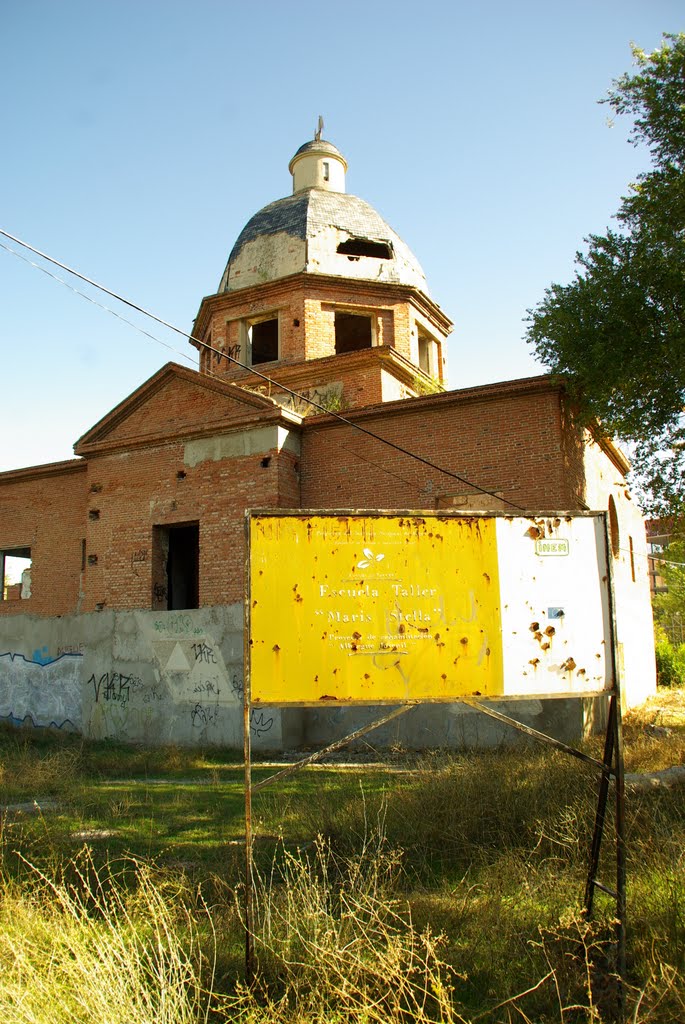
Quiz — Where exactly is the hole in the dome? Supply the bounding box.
[336,238,392,259]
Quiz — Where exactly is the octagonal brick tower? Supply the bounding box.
[191,135,452,413]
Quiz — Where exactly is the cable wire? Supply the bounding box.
[0,239,430,498]
[0,227,525,509]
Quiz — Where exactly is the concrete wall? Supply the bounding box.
[0,606,299,751]
[582,434,657,709]
[1,605,612,751]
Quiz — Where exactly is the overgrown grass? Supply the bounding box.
[0,849,218,1024]
[1,693,684,1022]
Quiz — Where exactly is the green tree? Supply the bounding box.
[526,33,685,515]
[654,537,685,627]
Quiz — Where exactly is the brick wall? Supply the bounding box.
[0,461,87,617]
[81,436,299,611]
[300,380,578,512]
[194,274,450,403]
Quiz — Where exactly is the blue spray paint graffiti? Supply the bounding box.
[0,650,83,731]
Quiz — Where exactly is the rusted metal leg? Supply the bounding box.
[584,694,617,919]
[244,693,254,986]
[614,693,627,1018]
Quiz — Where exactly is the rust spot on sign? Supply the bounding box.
[530,621,540,632]
[460,637,469,646]
[272,644,280,652]
[544,625,556,637]
[319,694,338,701]
[561,657,577,672]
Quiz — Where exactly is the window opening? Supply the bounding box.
[153,523,199,610]
[251,318,279,364]
[336,238,392,259]
[1,547,32,601]
[418,334,431,375]
[323,161,330,182]
[335,312,373,354]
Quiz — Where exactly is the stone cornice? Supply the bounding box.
[192,271,453,340]
[0,458,87,485]
[303,374,565,427]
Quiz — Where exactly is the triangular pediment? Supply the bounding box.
[74,363,295,455]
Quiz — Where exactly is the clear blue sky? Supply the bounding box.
[0,0,680,471]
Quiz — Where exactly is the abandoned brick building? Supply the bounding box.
[0,135,656,736]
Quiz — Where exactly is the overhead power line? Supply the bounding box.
[0,227,524,511]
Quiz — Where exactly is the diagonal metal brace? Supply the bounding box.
[463,698,612,773]
[253,703,418,792]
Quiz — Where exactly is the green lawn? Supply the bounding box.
[1,694,684,1022]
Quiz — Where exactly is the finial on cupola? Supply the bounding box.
[289,127,348,194]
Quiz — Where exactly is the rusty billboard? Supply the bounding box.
[247,511,612,704]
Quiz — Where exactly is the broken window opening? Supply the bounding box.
[336,238,392,259]
[335,312,373,355]
[418,335,431,375]
[249,317,279,365]
[416,326,439,378]
[1,547,32,601]
[152,523,199,611]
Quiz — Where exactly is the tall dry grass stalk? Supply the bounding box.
[228,821,464,1024]
[0,849,216,1024]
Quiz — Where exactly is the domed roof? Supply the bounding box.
[289,138,347,163]
[218,136,429,294]
[218,187,429,295]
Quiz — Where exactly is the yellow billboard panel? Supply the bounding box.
[248,514,503,704]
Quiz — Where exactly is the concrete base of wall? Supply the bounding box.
[0,607,611,751]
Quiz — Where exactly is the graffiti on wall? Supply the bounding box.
[0,650,83,730]
[0,610,277,748]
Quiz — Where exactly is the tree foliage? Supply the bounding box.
[526,33,685,515]
[654,537,685,624]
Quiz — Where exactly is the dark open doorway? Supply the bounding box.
[153,522,199,610]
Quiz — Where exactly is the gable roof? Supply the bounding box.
[74,362,301,457]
